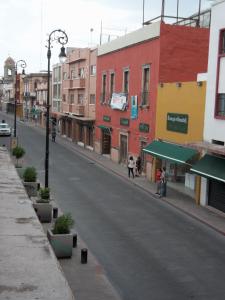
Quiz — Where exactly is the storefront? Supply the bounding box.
[191,154,225,213]
[144,140,199,196]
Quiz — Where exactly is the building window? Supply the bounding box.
[58,84,61,97]
[141,65,150,106]
[216,29,225,117]
[123,69,129,94]
[53,85,57,98]
[53,66,61,82]
[90,65,96,76]
[217,93,225,116]
[63,94,66,102]
[220,30,225,54]
[63,72,67,80]
[78,68,85,78]
[110,73,115,100]
[70,94,74,104]
[90,94,96,104]
[71,70,75,79]
[78,94,84,104]
[101,74,107,103]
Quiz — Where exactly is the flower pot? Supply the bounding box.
[23,181,38,197]
[33,202,52,223]
[47,229,73,258]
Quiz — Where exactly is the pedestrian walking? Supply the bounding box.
[127,156,135,178]
[155,168,162,195]
[51,125,56,142]
[160,167,167,197]
[135,156,142,176]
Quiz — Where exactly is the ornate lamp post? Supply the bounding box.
[45,29,68,188]
[14,60,27,137]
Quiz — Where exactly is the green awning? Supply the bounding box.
[143,140,198,165]
[97,125,111,133]
[190,154,225,183]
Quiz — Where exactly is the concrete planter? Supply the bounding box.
[47,229,73,258]
[23,181,38,197]
[33,202,52,223]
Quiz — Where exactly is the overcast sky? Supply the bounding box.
[0,0,213,74]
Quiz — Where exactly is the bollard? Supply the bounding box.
[81,248,88,264]
[73,234,77,248]
[53,207,58,219]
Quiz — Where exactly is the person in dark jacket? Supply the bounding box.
[135,156,142,176]
[51,125,56,142]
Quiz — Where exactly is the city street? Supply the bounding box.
[2,113,225,300]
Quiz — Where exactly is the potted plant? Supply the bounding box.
[23,166,38,197]
[12,145,25,168]
[33,187,52,223]
[47,213,74,258]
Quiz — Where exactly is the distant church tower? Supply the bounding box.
[4,56,15,81]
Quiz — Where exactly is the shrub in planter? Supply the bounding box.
[23,166,38,197]
[23,167,37,182]
[53,213,74,234]
[39,187,50,201]
[12,146,25,167]
[47,213,75,258]
[33,187,52,223]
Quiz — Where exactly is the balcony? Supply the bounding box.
[70,78,85,89]
[62,103,85,116]
[69,104,85,116]
[63,78,85,90]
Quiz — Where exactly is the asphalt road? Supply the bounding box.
[2,113,225,300]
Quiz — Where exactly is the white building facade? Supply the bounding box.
[191,0,225,213]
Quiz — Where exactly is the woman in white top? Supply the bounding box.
[128,156,135,178]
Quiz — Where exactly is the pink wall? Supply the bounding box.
[96,38,161,154]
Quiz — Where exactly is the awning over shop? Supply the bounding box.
[97,125,112,134]
[143,140,198,165]
[190,154,225,183]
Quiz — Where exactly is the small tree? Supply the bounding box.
[12,146,25,167]
[23,167,37,182]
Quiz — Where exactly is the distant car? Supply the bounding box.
[0,123,11,136]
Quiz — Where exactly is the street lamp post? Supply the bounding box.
[14,60,27,138]
[45,29,68,188]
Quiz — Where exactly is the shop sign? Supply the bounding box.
[167,113,188,134]
[110,93,127,111]
[103,115,111,122]
[120,118,129,126]
[131,95,138,119]
[139,123,149,133]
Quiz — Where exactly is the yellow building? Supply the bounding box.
[144,81,206,202]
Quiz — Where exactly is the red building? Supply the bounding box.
[95,21,209,173]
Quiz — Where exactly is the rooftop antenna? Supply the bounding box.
[100,20,102,45]
[176,0,179,23]
[161,0,165,22]
[197,0,202,27]
[142,0,145,26]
